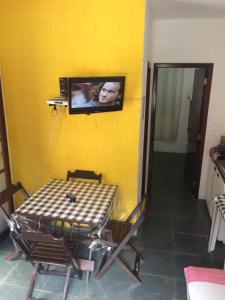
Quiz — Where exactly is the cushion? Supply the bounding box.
[184,266,225,300]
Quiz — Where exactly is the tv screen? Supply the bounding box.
[68,76,125,114]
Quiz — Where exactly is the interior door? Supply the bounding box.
[186,68,206,193]
[141,63,151,198]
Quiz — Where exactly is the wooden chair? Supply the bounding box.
[95,194,148,283]
[0,182,30,225]
[66,169,102,184]
[0,182,30,260]
[65,169,102,280]
[11,220,94,300]
[63,169,102,237]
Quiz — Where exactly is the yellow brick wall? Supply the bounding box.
[0,0,145,218]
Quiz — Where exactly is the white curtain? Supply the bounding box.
[155,68,184,141]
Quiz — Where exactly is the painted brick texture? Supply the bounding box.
[0,0,145,217]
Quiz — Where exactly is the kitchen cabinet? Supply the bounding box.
[206,159,225,242]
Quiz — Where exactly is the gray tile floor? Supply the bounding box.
[141,152,225,299]
[0,239,174,300]
[0,152,225,299]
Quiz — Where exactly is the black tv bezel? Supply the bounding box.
[68,76,125,115]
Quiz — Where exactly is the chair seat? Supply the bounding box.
[106,220,131,243]
[29,241,95,272]
[185,266,225,300]
[29,241,77,266]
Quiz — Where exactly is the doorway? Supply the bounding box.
[138,63,223,286]
[148,63,213,198]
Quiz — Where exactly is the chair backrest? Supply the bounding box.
[126,193,148,224]
[10,230,73,264]
[0,182,30,226]
[66,169,102,184]
[20,229,63,245]
[11,225,74,264]
[95,194,149,282]
[105,194,148,244]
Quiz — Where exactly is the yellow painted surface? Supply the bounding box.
[0,0,145,218]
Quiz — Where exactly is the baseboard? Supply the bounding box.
[0,228,9,243]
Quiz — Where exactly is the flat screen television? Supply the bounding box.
[68,76,125,114]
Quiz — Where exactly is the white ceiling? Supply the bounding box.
[151,0,225,19]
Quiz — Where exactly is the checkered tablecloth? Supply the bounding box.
[15,179,118,226]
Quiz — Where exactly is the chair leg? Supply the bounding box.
[5,248,21,261]
[133,255,141,275]
[116,256,141,283]
[71,258,82,279]
[86,249,93,283]
[208,206,221,252]
[61,221,65,236]
[46,264,50,272]
[27,262,39,300]
[63,266,72,300]
[6,239,22,261]
[69,224,74,240]
[52,220,56,234]
[128,242,144,262]
[100,252,108,268]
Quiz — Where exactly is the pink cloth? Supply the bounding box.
[185,266,225,286]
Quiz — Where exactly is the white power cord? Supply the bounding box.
[29,106,66,192]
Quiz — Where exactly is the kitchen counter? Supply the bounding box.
[206,159,225,245]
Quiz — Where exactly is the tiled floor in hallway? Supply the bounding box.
[136,152,225,299]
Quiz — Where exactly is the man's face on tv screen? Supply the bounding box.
[99,82,121,105]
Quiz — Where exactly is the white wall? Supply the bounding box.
[154,68,195,153]
[150,18,225,198]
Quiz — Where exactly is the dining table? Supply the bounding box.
[8,179,118,260]
[15,179,118,227]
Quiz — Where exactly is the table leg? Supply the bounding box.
[86,248,93,283]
